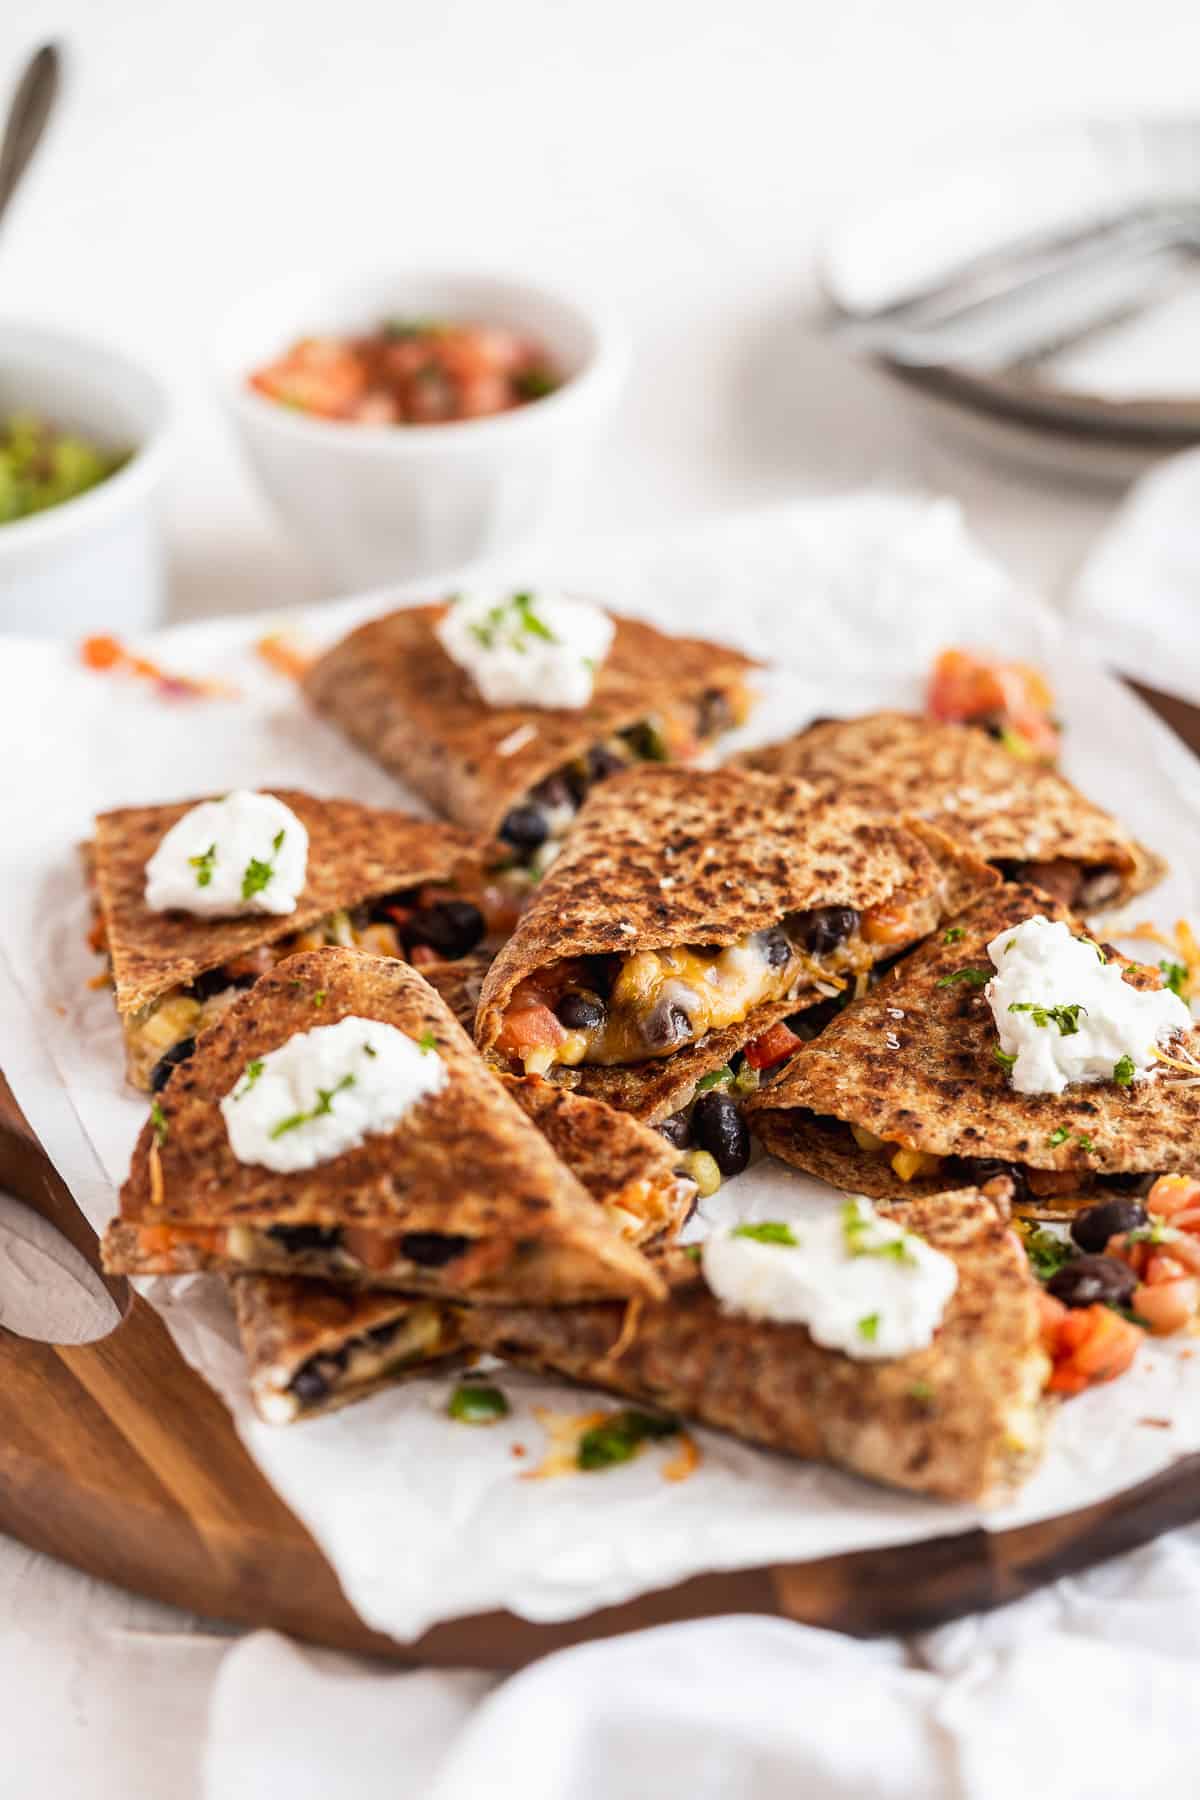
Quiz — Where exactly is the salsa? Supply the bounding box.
[248,320,562,425]
[0,413,127,525]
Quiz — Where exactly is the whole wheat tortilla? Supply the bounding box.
[302,603,759,836]
[92,789,491,1019]
[738,712,1164,903]
[461,1186,1049,1504]
[101,948,661,1306]
[746,882,1200,1185]
[476,766,997,1094]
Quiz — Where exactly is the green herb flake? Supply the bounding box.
[943,926,965,944]
[1047,1126,1070,1147]
[1160,960,1187,997]
[1022,1227,1075,1282]
[515,367,559,401]
[993,1045,1017,1072]
[731,1220,797,1247]
[363,1043,378,1059]
[512,591,557,644]
[1076,1134,1094,1152]
[448,1382,509,1425]
[936,966,991,989]
[236,1058,265,1100]
[841,1200,915,1264]
[242,856,275,901]
[1113,1054,1136,1088]
[1077,935,1107,963]
[695,1066,734,1093]
[683,1243,703,1261]
[312,990,327,1007]
[908,1380,934,1403]
[577,1408,679,1471]
[188,843,217,889]
[269,1072,355,1140]
[149,1099,168,1145]
[1008,1001,1086,1037]
[417,1028,438,1055]
[857,1312,880,1343]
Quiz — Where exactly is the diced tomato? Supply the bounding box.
[1046,1303,1143,1395]
[1135,1278,1198,1336]
[222,945,278,981]
[1146,1175,1200,1219]
[80,633,125,670]
[478,883,525,936]
[138,1224,225,1258]
[410,944,440,967]
[743,1022,802,1071]
[342,1227,400,1273]
[495,1000,567,1061]
[860,903,915,946]
[927,647,1060,762]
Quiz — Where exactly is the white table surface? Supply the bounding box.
[3,0,1200,1793]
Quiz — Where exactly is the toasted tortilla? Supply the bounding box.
[302,603,759,836]
[101,948,661,1306]
[460,1186,1050,1503]
[476,766,997,1113]
[746,882,1200,1194]
[90,790,493,1089]
[738,712,1164,906]
[232,1073,695,1423]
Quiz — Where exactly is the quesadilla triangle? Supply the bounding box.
[460,1186,1051,1504]
[737,711,1165,912]
[101,948,662,1305]
[88,789,499,1092]
[746,881,1200,1215]
[302,602,758,872]
[232,1074,697,1424]
[475,765,998,1123]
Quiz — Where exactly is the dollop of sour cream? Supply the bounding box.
[144,790,309,918]
[986,915,1191,1097]
[701,1199,958,1360]
[219,1015,447,1174]
[435,588,615,710]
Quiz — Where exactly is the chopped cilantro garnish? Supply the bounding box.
[841,1200,915,1264]
[512,591,557,643]
[1076,1134,1094,1152]
[1077,935,1107,963]
[363,1043,377,1059]
[417,1028,437,1055]
[943,926,965,944]
[188,843,217,889]
[1008,1000,1086,1036]
[993,1045,1017,1072]
[1113,1054,1136,1088]
[857,1312,880,1343]
[1160,960,1187,997]
[1047,1126,1070,1147]
[1126,1221,1180,1247]
[577,1409,679,1471]
[448,1382,509,1424]
[149,1099,168,1144]
[908,1380,934,1403]
[1021,1226,1075,1281]
[683,1243,703,1261]
[242,858,274,900]
[515,367,559,401]
[731,1220,797,1247]
[937,966,991,989]
[312,990,326,1007]
[270,1071,355,1139]
[236,1058,265,1100]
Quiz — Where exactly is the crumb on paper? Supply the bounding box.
[1139,1417,1172,1429]
[256,632,317,681]
[80,634,239,702]
[662,1432,702,1483]
[510,1443,527,1459]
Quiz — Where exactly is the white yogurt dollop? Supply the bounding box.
[220,1015,447,1174]
[701,1198,958,1360]
[986,915,1190,1097]
[144,790,308,918]
[436,589,615,710]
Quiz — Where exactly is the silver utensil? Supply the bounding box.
[0,44,61,234]
[829,204,1200,371]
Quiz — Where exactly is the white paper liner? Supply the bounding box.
[2,494,1199,1643]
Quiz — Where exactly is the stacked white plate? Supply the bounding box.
[820,118,1200,483]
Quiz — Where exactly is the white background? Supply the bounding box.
[4,1,1200,1795]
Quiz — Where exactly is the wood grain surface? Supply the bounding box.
[0,678,1196,1668]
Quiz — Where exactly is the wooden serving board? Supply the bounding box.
[0,676,1197,1669]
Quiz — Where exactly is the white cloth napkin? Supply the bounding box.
[206,1525,1200,1800]
[1071,446,1200,706]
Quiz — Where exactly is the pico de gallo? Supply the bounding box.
[927,647,1060,763]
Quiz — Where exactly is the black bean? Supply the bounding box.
[792,906,859,956]
[289,1364,331,1404]
[691,1091,751,1177]
[406,899,486,959]
[587,743,628,782]
[656,1112,692,1149]
[696,687,734,739]
[189,966,253,1001]
[399,1232,470,1267]
[530,773,574,811]
[500,803,550,849]
[642,999,694,1050]
[362,1320,403,1350]
[557,991,607,1031]
[149,1035,197,1093]
[1071,1197,1149,1254]
[267,1223,342,1254]
[964,1159,1031,1207]
[1047,1254,1137,1309]
[755,926,793,969]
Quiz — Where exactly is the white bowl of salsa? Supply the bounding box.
[217,271,627,591]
